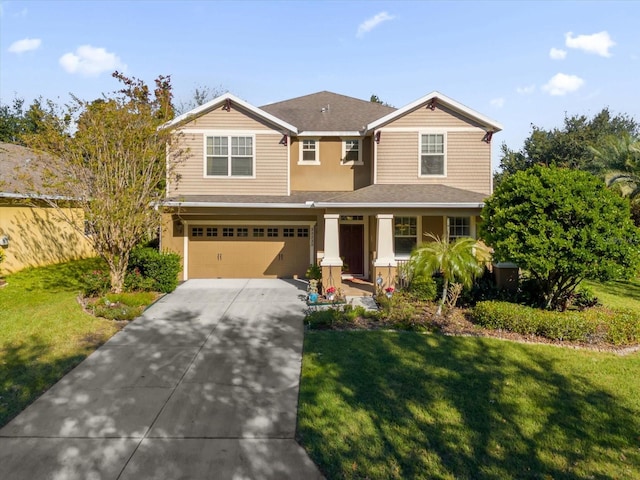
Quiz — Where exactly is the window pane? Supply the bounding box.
[231,157,252,176]
[449,217,471,240]
[421,155,444,175]
[302,150,316,161]
[395,237,416,256]
[207,156,228,176]
[213,136,228,155]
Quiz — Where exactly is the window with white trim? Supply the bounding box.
[420,133,445,176]
[206,135,254,177]
[394,216,417,256]
[299,139,319,164]
[448,217,471,241]
[342,138,362,165]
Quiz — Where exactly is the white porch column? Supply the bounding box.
[320,213,343,266]
[374,214,397,267]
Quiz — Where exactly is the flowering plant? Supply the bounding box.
[385,286,395,293]
[326,286,336,294]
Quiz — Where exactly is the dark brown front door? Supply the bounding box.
[339,224,364,275]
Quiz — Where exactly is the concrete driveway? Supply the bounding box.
[0,279,324,479]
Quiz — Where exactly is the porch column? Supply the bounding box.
[373,214,397,290]
[320,213,343,292]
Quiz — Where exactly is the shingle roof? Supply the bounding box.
[165,185,486,207]
[0,142,48,197]
[260,91,396,132]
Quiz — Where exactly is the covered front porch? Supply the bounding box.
[317,209,482,296]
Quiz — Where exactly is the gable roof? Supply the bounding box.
[366,91,503,133]
[161,92,298,133]
[261,91,396,134]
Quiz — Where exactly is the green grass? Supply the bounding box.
[0,258,120,427]
[584,277,640,312]
[299,332,640,479]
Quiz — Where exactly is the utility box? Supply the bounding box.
[494,262,519,291]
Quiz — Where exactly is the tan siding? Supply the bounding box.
[170,132,288,196]
[386,104,485,129]
[376,131,491,194]
[181,105,277,131]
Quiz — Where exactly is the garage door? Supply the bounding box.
[187,225,311,279]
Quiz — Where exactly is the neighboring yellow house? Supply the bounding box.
[160,91,502,289]
[0,142,93,274]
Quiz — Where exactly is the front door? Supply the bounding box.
[339,224,364,275]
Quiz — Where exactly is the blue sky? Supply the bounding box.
[2,0,639,170]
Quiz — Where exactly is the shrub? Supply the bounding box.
[81,269,111,296]
[473,301,640,345]
[407,275,438,301]
[93,303,143,321]
[570,287,600,310]
[127,247,181,293]
[306,308,345,329]
[306,264,322,280]
[124,267,156,292]
[377,291,419,329]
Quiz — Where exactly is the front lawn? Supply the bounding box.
[0,258,120,427]
[585,277,640,312]
[298,332,640,479]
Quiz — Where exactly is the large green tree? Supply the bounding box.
[481,166,640,310]
[495,108,639,186]
[23,72,185,292]
[409,234,490,315]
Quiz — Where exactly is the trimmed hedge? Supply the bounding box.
[473,301,640,345]
[127,247,181,293]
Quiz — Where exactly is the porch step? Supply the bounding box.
[347,296,379,311]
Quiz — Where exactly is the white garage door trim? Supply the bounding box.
[182,220,316,280]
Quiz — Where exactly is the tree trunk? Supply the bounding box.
[437,279,449,316]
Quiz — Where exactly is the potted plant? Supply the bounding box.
[325,285,336,301]
[385,286,395,298]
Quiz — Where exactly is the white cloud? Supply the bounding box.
[565,31,615,57]
[516,84,536,95]
[59,45,126,76]
[357,11,395,38]
[549,47,567,60]
[542,73,584,96]
[8,37,41,53]
[490,98,505,108]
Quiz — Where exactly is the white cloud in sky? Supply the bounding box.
[565,31,615,57]
[549,47,567,60]
[490,98,505,108]
[542,73,584,96]
[357,11,395,38]
[516,85,536,95]
[8,37,41,53]
[59,45,126,76]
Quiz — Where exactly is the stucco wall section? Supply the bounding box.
[0,203,94,273]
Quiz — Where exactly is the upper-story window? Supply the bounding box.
[206,135,254,177]
[341,138,362,165]
[299,139,320,164]
[420,133,446,176]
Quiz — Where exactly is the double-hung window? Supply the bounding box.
[206,135,254,177]
[299,139,320,164]
[448,217,471,241]
[394,216,417,257]
[420,133,445,176]
[342,138,362,165]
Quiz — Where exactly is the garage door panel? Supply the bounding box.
[188,225,310,279]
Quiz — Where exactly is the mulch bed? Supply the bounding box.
[320,302,640,356]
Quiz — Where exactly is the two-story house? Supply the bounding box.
[160,90,502,290]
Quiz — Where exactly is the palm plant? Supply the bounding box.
[590,133,640,199]
[409,233,490,315]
